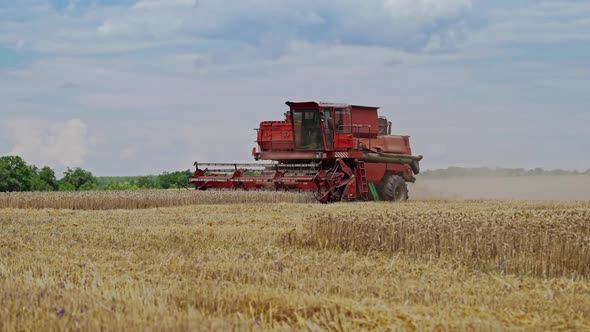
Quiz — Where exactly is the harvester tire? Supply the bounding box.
[382,175,408,202]
[411,160,420,175]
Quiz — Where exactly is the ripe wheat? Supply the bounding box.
[0,190,314,210]
[290,201,590,277]
[1,196,589,330]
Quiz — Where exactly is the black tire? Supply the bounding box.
[381,175,408,202]
[411,160,420,175]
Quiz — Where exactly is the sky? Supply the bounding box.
[0,0,589,176]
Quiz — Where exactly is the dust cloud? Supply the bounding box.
[409,176,590,201]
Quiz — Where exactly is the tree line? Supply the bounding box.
[4,155,588,192]
[421,166,590,178]
[0,155,192,192]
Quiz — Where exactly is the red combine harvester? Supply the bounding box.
[189,101,423,203]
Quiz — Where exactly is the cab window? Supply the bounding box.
[334,108,351,133]
[292,109,323,150]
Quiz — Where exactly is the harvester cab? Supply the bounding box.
[288,102,363,153]
[190,101,423,203]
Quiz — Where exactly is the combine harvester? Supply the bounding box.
[189,101,423,203]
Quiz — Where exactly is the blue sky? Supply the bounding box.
[0,0,589,175]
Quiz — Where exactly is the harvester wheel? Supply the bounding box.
[411,160,420,175]
[382,175,408,202]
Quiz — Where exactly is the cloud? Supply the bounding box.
[5,119,91,168]
[96,21,114,36]
[14,40,25,50]
[90,0,477,56]
[383,0,472,26]
[2,0,590,175]
[59,82,80,89]
[133,0,198,10]
[465,1,590,47]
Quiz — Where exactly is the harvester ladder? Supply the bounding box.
[357,161,369,201]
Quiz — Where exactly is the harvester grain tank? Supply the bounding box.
[189,101,423,203]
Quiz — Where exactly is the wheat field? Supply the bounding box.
[0,190,314,210]
[1,192,589,331]
[290,201,590,277]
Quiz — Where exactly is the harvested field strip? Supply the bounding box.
[0,190,314,210]
[289,201,590,278]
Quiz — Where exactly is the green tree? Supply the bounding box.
[159,170,192,189]
[39,166,59,191]
[136,175,159,189]
[0,156,36,192]
[58,182,76,192]
[59,168,98,191]
[30,166,59,191]
[0,164,17,192]
[103,181,140,191]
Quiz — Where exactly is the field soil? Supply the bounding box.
[1,193,589,331]
[410,175,590,201]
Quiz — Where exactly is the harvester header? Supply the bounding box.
[190,101,423,203]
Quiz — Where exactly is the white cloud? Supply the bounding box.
[88,0,476,54]
[14,39,25,50]
[134,0,198,10]
[5,119,91,168]
[97,21,114,36]
[383,0,472,26]
[2,0,590,175]
[465,1,590,46]
[66,0,80,11]
[96,7,189,38]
